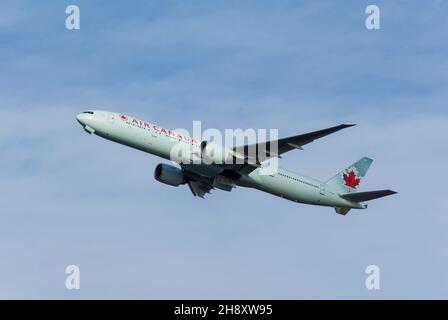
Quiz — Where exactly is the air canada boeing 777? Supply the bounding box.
[76,110,396,215]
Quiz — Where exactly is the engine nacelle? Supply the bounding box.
[200,141,234,164]
[154,163,185,187]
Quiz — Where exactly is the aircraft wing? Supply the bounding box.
[187,180,214,198]
[233,124,355,162]
[224,124,355,175]
[181,165,215,198]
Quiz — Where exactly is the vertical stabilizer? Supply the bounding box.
[326,157,373,194]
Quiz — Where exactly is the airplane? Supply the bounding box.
[76,110,396,215]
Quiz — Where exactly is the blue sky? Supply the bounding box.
[0,0,447,298]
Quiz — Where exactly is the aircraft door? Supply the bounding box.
[319,184,326,195]
[108,113,115,124]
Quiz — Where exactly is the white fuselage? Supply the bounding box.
[76,110,363,209]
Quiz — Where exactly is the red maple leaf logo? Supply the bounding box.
[120,114,128,121]
[343,170,360,189]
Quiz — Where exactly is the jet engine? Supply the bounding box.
[200,141,235,164]
[154,163,185,187]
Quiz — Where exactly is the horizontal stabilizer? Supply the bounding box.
[341,190,397,202]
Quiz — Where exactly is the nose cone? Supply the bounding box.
[76,113,87,125]
[76,112,96,134]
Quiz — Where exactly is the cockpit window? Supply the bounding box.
[82,111,94,114]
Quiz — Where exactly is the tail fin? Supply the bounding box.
[326,157,373,194]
